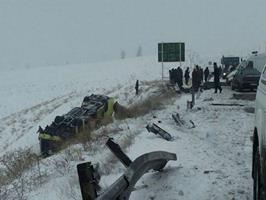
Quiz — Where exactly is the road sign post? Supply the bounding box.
[158,42,185,80]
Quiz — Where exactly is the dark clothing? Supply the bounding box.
[214,82,222,93]
[214,66,222,93]
[192,69,200,92]
[169,68,178,84]
[173,68,178,84]
[204,68,209,82]
[184,68,190,85]
[135,80,139,95]
[169,70,172,83]
[214,67,220,82]
[177,67,183,89]
[199,68,204,84]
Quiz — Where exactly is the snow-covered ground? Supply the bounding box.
[0,57,254,199]
[0,57,161,155]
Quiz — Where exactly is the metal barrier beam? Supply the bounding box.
[77,162,98,200]
[96,151,177,200]
[106,138,132,167]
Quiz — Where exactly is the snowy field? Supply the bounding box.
[0,57,254,200]
[0,57,161,154]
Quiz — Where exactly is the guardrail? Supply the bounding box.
[96,151,177,200]
[77,138,177,200]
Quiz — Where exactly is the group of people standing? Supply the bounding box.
[169,62,222,93]
[191,65,209,92]
[169,66,184,89]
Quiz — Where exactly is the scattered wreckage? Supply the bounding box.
[146,123,173,141]
[77,138,177,200]
[172,113,195,129]
[145,112,195,141]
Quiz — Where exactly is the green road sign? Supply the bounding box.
[158,42,185,62]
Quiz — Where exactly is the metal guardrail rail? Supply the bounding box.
[77,138,177,200]
[96,151,177,200]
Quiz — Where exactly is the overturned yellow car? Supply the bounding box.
[38,94,115,156]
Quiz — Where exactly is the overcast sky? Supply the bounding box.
[0,0,266,67]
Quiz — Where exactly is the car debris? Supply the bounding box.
[172,113,184,126]
[106,138,132,167]
[77,139,177,200]
[146,123,173,141]
[77,162,100,200]
[172,113,196,129]
[96,151,177,200]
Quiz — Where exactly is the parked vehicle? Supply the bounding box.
[221,56,240,78]
[252,64,266,199]
[231,60,261,91]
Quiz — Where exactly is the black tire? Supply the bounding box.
[254,149,262,200]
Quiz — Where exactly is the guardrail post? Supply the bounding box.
[77,162,98,200]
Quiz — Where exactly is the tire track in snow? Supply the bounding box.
[181,98,253,199]
[0,91,79,152]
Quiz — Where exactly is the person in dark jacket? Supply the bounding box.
[169,68,175,84]
[173,68,178,84]
[169,69,173,84]
[177,66,183,89]
[184,67,190,85]
[192,66,200,92]
[204,67,210,82]
[213,63,222,93]
[199,67,204,84]
[135,80,139,95]
[196,65,202,88]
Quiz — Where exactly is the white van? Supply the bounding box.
[252,64,266,199]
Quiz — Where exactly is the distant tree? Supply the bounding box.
[136,46,142,57]
[121,50,126,59]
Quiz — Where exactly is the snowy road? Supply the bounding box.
[102,88,254,200]
[127,88,254,200]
